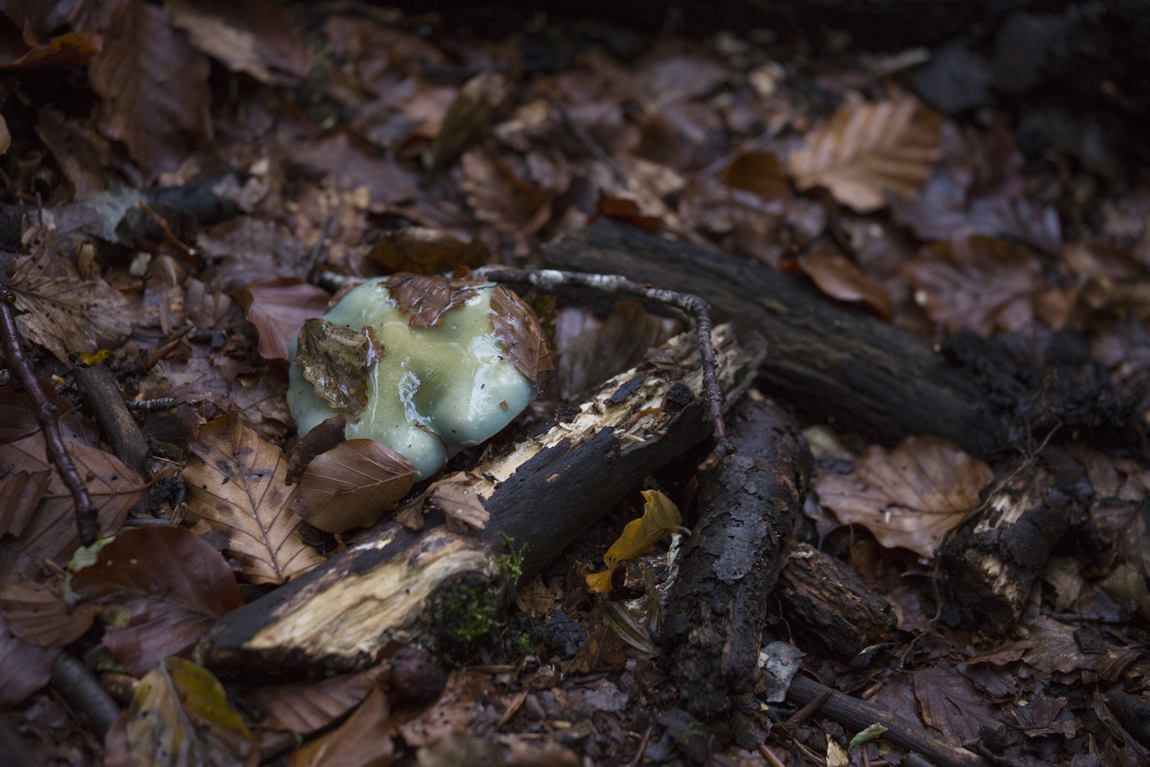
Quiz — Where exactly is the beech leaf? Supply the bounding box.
[586,490,687,594]
[288,686,394,767]
[490,285,553,391]
[815,435,993,558]
[119,657,251,767]
[183,412,326,585]
[295,318,375,416]
[788,96,942,213]
[69,526,244,675]
[234,277,332,361]
[383,273,481,328]
[429,479,490,531]
[797,239,894,320]
[290,439,416,533]
[0,577,101,647]
[365,226,491,276]
[0,612,58,709]
[240,670,378,734]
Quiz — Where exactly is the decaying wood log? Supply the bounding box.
[658,391,810,718]
[937,452,1088,635]
[774,543,897,664]
[197,325,763,680]
[542,220,1002,458]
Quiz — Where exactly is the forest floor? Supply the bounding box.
[1,2,1149,767]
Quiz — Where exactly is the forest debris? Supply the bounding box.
[432,71,510,168]
[235,278,333,361]
[287,686,393,767]
[797,239,894,319]
[183,412,326,585]
[365,227,491,276]
[816,435,992,558]
[788,96,942,213]
[586,490,685,594]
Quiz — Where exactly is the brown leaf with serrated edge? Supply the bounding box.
[68,526,244,675]
[586,490,687,594]
[234,277,332,361]
[290,440,416,534]
[797,239,893,320]
[5,241,133,363]
[816,435,992,558]
[241,669,378,734]
[789,96,942,213]
[0,470,49,538]
[72,0,212,180]
[296,318,372,416]
[0,612,57,708]
[366,227,491,276]
[721,150,791,201]
[0,577,102,647]
[429,479,489,531]
[289,686,393,767]
[183,412,326,585]
[0,435,141,567]
[384,273,481,327]
[287,415,347,484]
[490,285,553,390]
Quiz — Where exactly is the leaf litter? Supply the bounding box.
[0,4,1148,767]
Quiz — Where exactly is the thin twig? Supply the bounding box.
[626,726,652,767]
[475,267,733,459]
[138,200,198,260]
[304,217,335,284]
[0,290,99,545]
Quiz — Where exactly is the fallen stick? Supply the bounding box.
[0,289,98,546]
[658,391,811,717]
[786,674,993,767]
[198,325,763,680]
[73,365,150,478]
[541,220,1001,458]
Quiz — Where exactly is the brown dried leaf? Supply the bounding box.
[69,526,244,675]
[290,440,416,534]
[287,415,347,484]
[596,197,661,231]
[587,490,686,594]
[988,616,1140,682]
[0,435,141,566]
[0,470,49,538]
[241,669,377,734]
[5,246,133,363]
[0,31,97,71]
[815,436,993,558]
[289,686,393,767]
[295,318,373,416]
[515,575,564,620]
[461,148,558,256]
[183,412,326,585]
[720,150,791,201]
[77,0,212,180]
[0,612,57,708]
[384,272,480,327]
[165,0,311,86]
[913,666,1000,747]
[430,478,490,531]
[0,576,101,647]
[490,285,553,391]
[119,657,251,767]
[293,133,416,204]
[365,227,491,276]
[37,106,111,201]
[797,239,894,320]
[432,71,510,168]
[789,96,942,213]
[902,236,1047,336]
[234,277,333,361]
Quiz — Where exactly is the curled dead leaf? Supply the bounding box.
[490,285,553,391]
[234,277,333,361]
[587,490,687,594]
[288,686,393,767]
[430,479,490,531]
[295,318,375,415]
[797,239,893,320]
[789,96,942,213]
[290,439,416,533]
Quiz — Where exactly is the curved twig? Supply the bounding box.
[475,267,733,460]
[0,289,99,545]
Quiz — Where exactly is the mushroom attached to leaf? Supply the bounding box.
[287,273,552,480]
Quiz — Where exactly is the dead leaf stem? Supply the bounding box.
[0,289,98,546]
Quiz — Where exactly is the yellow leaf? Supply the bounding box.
[77,350,111,366]
[585,490,688,594]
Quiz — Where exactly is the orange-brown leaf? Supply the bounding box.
[289,686,393,767]
[365,227,491,276]
[183,412,326,584]
[290,440,416,533]
[815,435,992,558]
[788,96,942,213]
[721,150,791,200]
[586,490,686,594]
[234,277,332,361]
[490,285,553,391]
[0,577,101,647]
[797,239,893,320]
